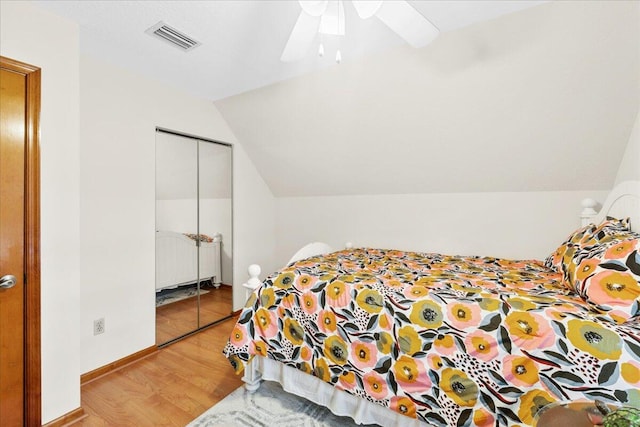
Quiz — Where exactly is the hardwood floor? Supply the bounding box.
[156,284,233,345]
[79,315,243,426]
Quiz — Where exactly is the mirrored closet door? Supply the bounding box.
[155,128,233,346]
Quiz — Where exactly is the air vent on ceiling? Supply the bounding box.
[145,21,201,52]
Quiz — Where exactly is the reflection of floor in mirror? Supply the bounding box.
[156,284,233,345]
[156,285,209,307]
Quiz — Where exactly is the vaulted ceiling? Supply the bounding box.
[36,1,639,197]
[215,1,639,196]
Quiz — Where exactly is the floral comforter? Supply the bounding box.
[224,248,640,426]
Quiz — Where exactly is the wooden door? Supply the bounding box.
[0,56,41,427]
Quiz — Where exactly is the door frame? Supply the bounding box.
[1,55,42,426]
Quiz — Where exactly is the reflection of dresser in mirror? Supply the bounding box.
[155,128,233,346]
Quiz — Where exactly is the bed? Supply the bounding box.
[223,181,640,427]
[155,230,222,291]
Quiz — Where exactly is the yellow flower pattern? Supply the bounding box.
[566,319,622,360]
[397,325,421,355]
[547,218,640,322]
[518,390,555,425]
[409,299,443,328]
[440,368,479,407]
[226,247,640,427]
[356,289,384,313]
[324,335,348,365]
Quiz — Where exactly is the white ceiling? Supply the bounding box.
[33,0,639,198]
[34,0,546,101]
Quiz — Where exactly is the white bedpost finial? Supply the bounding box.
[247,264,261,287]
[242,264,262,301]
[345,241,353,249]
[580,198,598,227]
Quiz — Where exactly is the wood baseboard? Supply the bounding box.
[81,345,157,385]
[43,407,86,427]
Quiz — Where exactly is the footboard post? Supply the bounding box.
[241,264,263,393]
[242,357,261,393]
[242,264,262,301]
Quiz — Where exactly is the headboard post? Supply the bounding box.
[580,198,598,227]
[581,181,640,232]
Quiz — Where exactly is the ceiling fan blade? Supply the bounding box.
[281,11,322,62]
[299,0,328,17]
[374,0,439,48]
[351,0,383,20]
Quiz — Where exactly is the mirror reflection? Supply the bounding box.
[155,129,233,345]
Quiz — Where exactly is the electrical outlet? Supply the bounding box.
[93,318,105,335]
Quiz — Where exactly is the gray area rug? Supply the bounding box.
[156,287,208,307]
[187,381,375,427]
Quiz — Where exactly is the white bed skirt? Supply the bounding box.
[254,356,430,427]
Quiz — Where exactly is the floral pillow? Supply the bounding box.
[544,223,597,273]
[579,216,631,246]
[568,232,640,323]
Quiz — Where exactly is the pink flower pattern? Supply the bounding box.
[225,248,640,427]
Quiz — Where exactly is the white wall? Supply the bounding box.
[156,198,233,284]
[0,2,81,423]
[275,190,608,270]
[233,142,278,295]
[80,54,275,374]
[615,110,640,185]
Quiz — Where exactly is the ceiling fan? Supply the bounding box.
[281,0,440,63]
